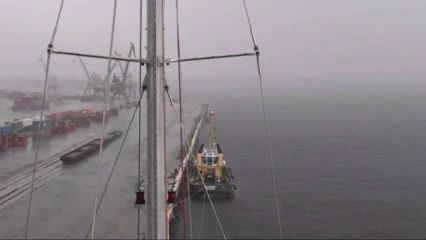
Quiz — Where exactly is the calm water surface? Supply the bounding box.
[3,77,426,238]
[183,77,426,239]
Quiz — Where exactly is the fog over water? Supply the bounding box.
[186,77,426,238]
[2,0,426,239]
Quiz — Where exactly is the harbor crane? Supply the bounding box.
[116,60,137,99]
[110,43,137,107]
[74,56,108,99]
[38,57,60,97]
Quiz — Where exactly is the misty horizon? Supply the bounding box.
[1,0,426,87]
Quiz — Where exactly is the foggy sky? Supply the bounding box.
[1,0,426,88]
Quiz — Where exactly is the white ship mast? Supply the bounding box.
[145,0,167,238]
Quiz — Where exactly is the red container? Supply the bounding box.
[47,113,57,121]
[167,191,177,204]
[0,135,8,151]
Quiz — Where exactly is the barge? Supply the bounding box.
[60,128,123,164]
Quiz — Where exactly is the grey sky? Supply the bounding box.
[1,0,426,86]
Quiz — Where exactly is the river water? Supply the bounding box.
[2,76,426,238]
[183,77,426,239]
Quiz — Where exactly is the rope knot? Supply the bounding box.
[254,45,260,56]
[47,43,53,54]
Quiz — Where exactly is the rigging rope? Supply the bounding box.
[85,89,146,239]
[137,0,144,239]
[24,1,65,239]
[165,89,227,240]
[197,193,207,239]
[242,0,258,48]
[160,1,170,238]
[242,1,283,239]
[91,1,118,239]
[185,135,193,238]
[174,0,193,239]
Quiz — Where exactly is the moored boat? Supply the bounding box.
[60,128,123,164]
[188,107,235,198]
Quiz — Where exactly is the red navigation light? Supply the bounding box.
[167,191,177,204]
[136,191,145,205]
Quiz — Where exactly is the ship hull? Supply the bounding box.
[189,181,235,199]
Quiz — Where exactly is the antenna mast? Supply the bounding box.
[207,108,216,150]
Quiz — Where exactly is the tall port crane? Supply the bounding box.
[75,56,107,99]
[116,59,137,99]
[38,57,60,97]
[110,43,137,106]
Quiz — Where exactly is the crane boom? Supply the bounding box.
[122,43,136,85]
[114,51,126,75]
[78,56,93,82]
[38,57,47,72]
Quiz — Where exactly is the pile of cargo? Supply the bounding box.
[87,111,107,123]
[86,108,119,122]
[0,107,120,152]
[46,109,91,135]
[0,135,7,151]
[51,120,75,135]
[11,94,50,111]
[32,119,52,140]
[0,124,27,151]
[9,133,27,146]
[0,116,44,150]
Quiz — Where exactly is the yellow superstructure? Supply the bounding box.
[196,144,226,183]
[189,106,235,197]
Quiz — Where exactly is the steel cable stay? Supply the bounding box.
[242,1,283,239]
[165,88,228,240]
[160,1,170,238]
[24,1,65,239]
[90,1,118,239]
[242,0,258,49]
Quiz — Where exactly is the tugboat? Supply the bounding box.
[189,107,235,198]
